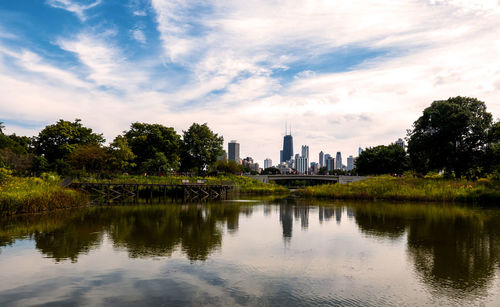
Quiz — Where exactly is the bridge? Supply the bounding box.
[246,175,368,185]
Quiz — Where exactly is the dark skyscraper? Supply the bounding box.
[228,140,240,163]
[282,134,293,162]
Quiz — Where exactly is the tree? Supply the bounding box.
[484,121,500,176]
[355,144,409,175]
[108,135,136,173]
[34,119,105,167]
[68,144,110,173]
[124,123,181,172]
[141,152,170,175]
[211,160,244,174]
[318,166,328,175]
[407,97,493,177]
[180,123,223,174]
[262,167,280,175]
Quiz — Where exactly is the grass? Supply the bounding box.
[296,175,500,203]
[76,174,289,195]
[0,176,89,216]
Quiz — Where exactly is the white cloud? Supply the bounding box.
[46,0,101,21]
[132,29,146,44]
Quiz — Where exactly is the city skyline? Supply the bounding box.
[1,1,500,167]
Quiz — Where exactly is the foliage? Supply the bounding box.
[355,144,409,175]
[211,159,245,174]
[262,167,280,175]
[318,166,328,175]
[407,97,493,178]
[124,122,181,172]
[34,119,105,166]
[68,144,110,173]
[0,148,33,175]
[297,175,500,203]
[0,176,88,216]
[180,123,224,174]
[109,135,136,172]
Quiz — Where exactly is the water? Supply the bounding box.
[1,198,499,306]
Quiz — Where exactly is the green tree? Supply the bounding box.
[108,135,136,172]
[355,144,409,175]
[318,166,328,175]
[34,119,104,168]
[484,121,500,177]
[141,152,170,175]
[68,144,110,173]
[407,97,492,177]
[124,123,181,172]
[262,167,280,175]
[180,123,223,174]
[211,159,244,174]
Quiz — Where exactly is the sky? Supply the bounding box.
[0,0,499,166]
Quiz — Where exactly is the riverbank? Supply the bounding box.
[0,176,89,216]
[296,175,500,203]
[76,174,289,195]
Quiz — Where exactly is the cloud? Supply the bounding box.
[46,0,101,21]
[132,29,146,44]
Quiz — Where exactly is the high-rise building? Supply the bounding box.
[296,156,308,174]
[358,147,363,156]
[319,151,324,168]
[264,158,272,169]
[395,138,405,149]
[301,145,309,159]
[280,150,283,164]
[326,156,335,171]
[282,134,294,162]
[347,155,354,171]
[335,152,342,170]
[228,140,240,163]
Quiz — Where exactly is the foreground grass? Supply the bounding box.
[0,177,89,216]
[296,175,500,203]
[76,174,289,195]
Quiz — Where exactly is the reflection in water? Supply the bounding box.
[0,200,499,305]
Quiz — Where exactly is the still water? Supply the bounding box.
[1,198,499,306]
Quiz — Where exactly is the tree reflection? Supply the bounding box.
[0,204,242,262]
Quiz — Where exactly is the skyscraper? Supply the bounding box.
[264,158,272,169]
[283,134,293,162]
[228,140,240,163]
[326,156,335,171]
[336,152,342,170]
[296,156,308,174]
[358,147,363,156]
[280,150,283,164]
[395,138,405,149]
[319,151,324,168]
[347,155,354,171]
[301,145,309,159]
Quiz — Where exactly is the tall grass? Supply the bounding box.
[297,175,500,203]
[0,177,88,216]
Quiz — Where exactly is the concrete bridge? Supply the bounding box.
[246,175,368,184]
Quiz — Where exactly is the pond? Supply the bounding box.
[1,198,499,306]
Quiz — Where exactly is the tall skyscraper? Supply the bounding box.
[283,134,294,162]
[395,138,405,149]
[358,147,363,156]
[301,145,309,159]
[319,151,324,168]
[264,158,272,169]
[335,152,342,170]
[228,140,240,163]
[296,156,308,174]
[347,155,354,171]
[326,156,335,171]
[280,150,283,164]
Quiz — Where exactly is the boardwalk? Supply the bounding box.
[69,182,233,203]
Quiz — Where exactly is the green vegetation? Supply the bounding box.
[76,173,288,195]
[0,170,88,216]
[297,175,500,203]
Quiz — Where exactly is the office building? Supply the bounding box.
[326,156,335,171]
[395,138,405,149]
[282,134,294,162]
[310,162,319,175]
[280,150,283,164]
[228,140,240,163]
[358,147,363,156]
[335,152,342,170]
[301,145,309,159]
[296,156,308,174]
[319,151,324,168]
[347,155,354,171]
[264,158,272,169]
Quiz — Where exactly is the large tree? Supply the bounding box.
[180,123,223,174]
[407,97,492,177]
[355,144,409,175]
[34,119,104,167]
[124,122,181,172]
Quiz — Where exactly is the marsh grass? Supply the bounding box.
[77,174,289,195]
[0,177,88,216]
[297,175,500,203]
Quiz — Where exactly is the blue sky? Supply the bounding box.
[1,0,500,165]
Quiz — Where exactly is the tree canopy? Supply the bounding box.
[180,123,224,174]
[407,97,492,177]
[355,144,409,175]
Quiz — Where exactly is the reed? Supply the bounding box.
[296,175,500,203]
[0,176,88,216]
